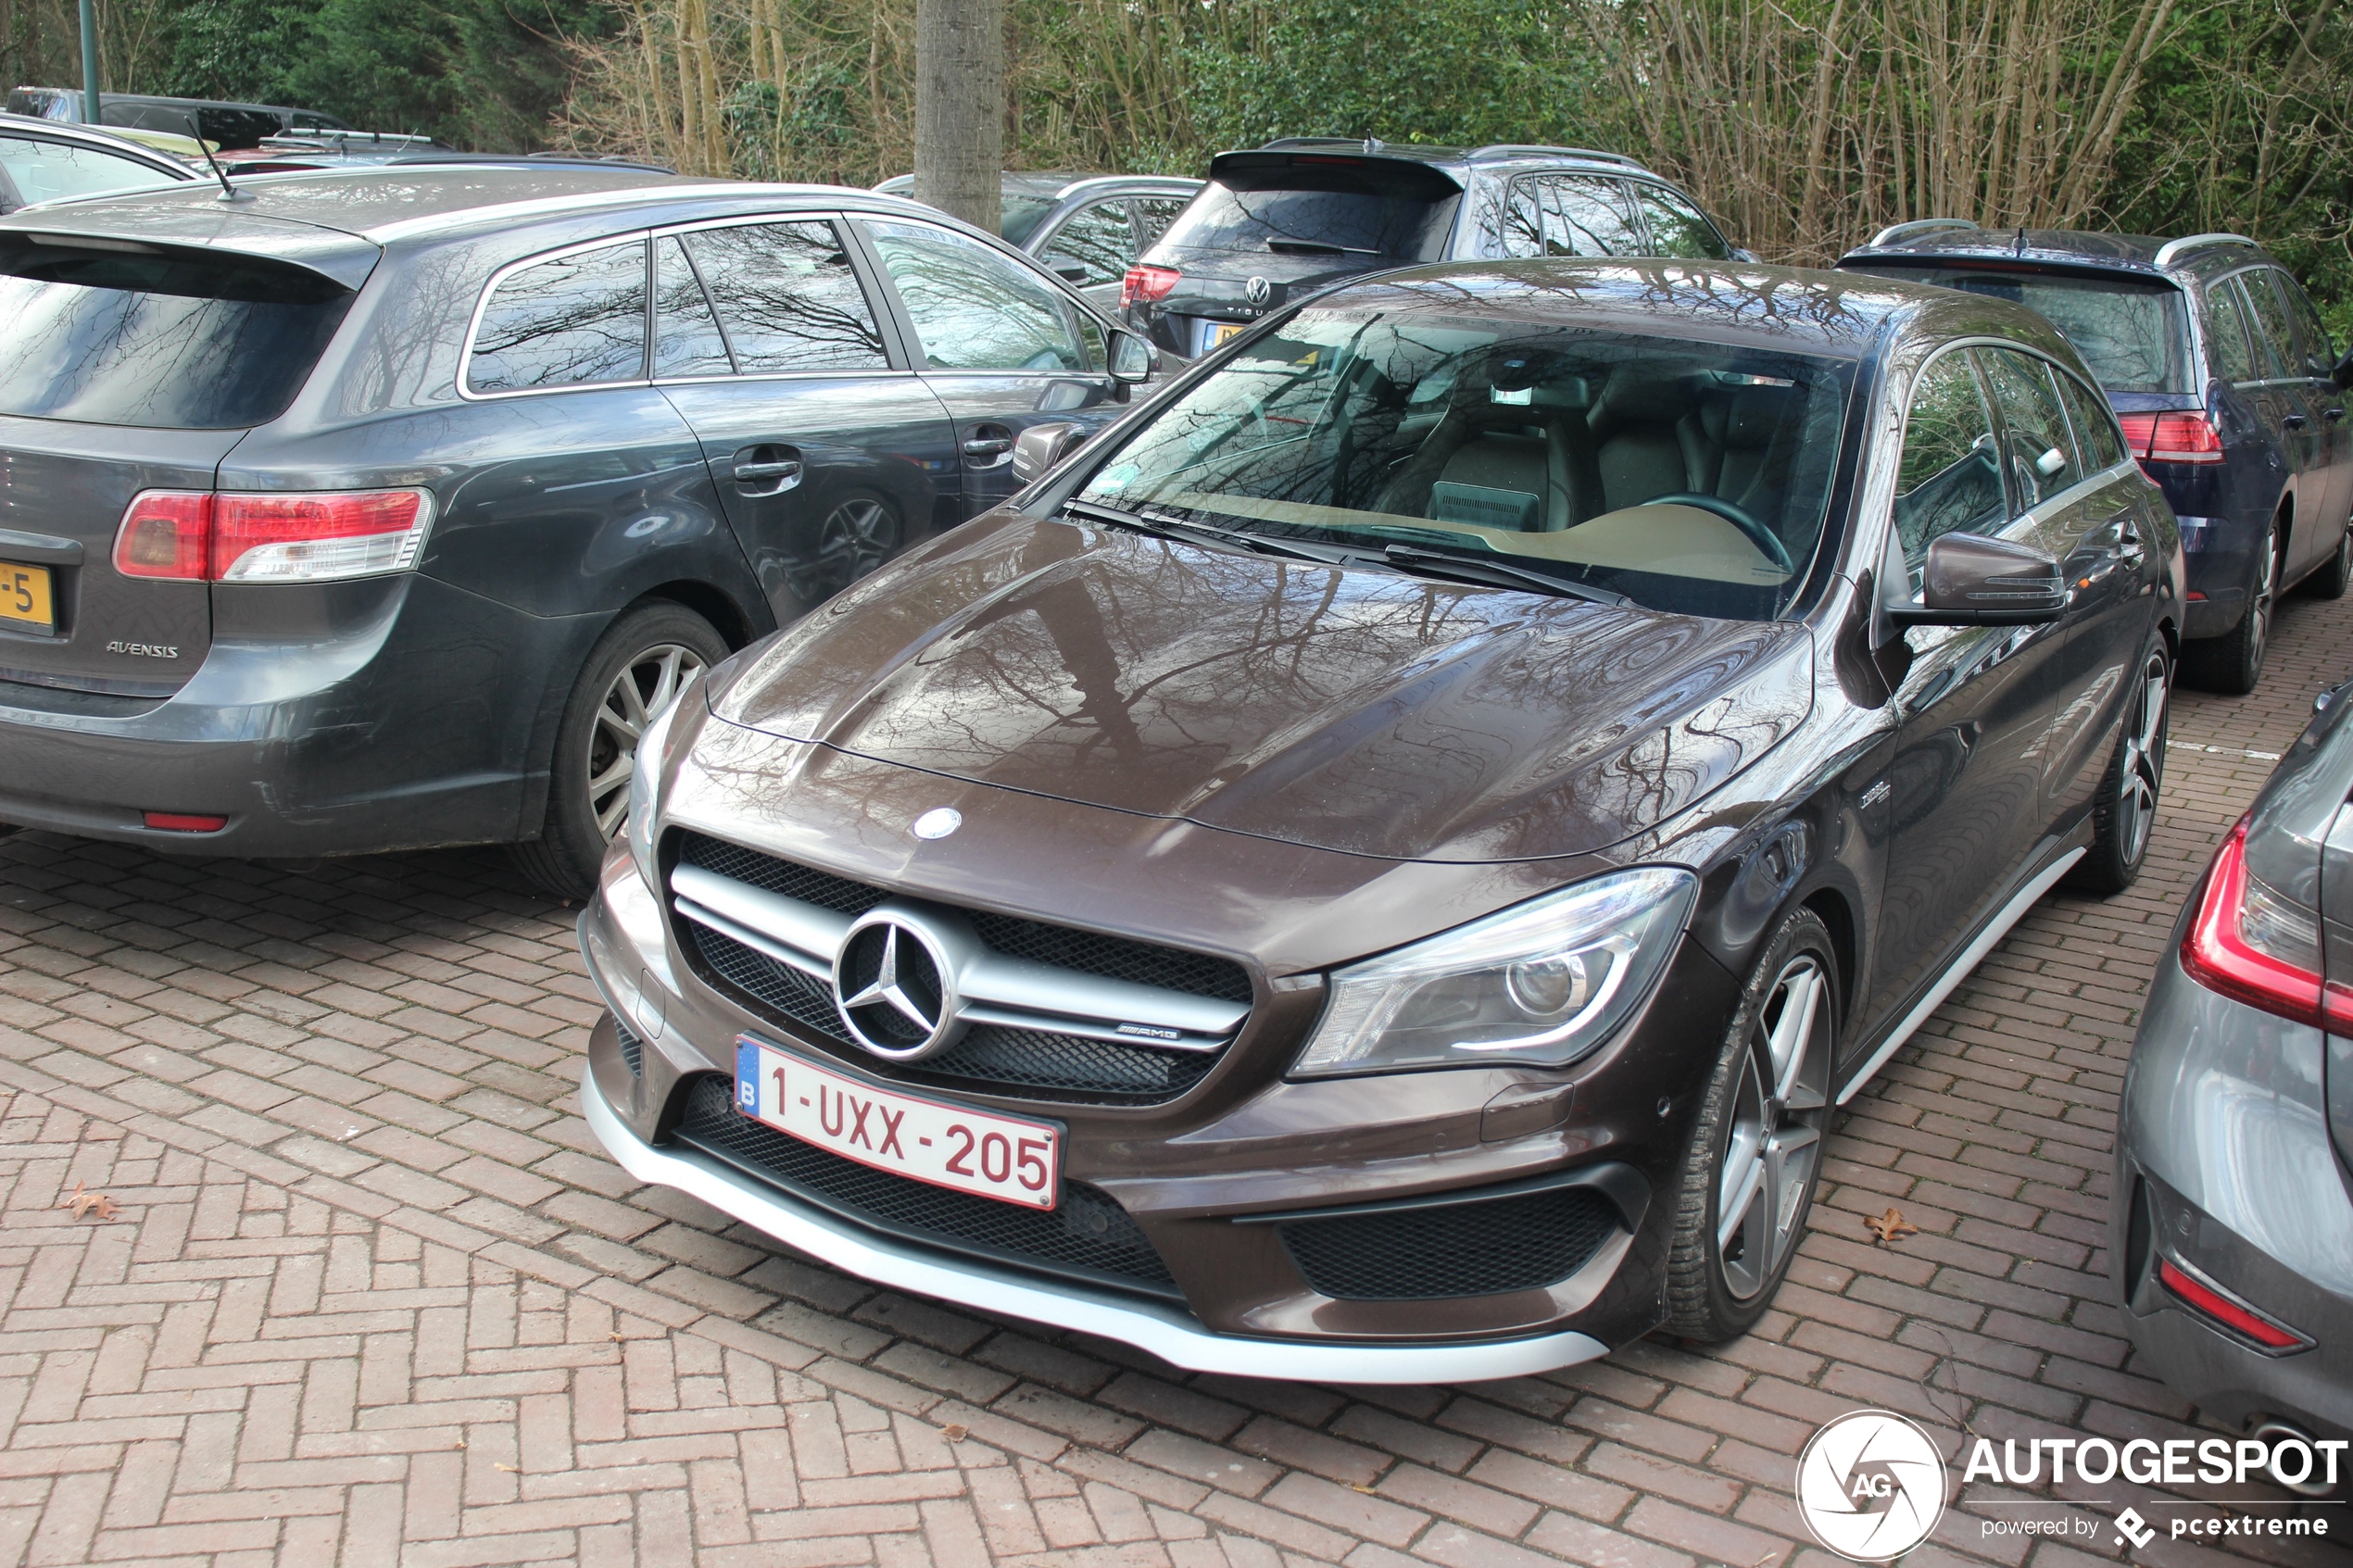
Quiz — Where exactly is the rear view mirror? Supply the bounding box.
[1109,331,1154,384]
[1012,421,1088,484]
[1889,532,2067,627]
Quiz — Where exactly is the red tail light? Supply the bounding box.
[1120,265,1180,309]
[2179,815,2353,1030]
[2116,410,2224,464]
[113,490,434,583]
[2156,1258,2309,1351]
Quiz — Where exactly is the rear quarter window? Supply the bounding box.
[0,238,354,429]
[467,240,649,395]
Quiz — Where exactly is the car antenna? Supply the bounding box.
[198,137,250,203]
[2014,225,2026,257]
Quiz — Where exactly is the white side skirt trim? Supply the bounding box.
[1833,847,2087,1106]
[579,1067,1610,1385]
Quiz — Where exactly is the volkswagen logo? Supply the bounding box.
[1244,276,1272,307]
[833,910,968,1060]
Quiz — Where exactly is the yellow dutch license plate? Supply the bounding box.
[1209,321,1246,348]
[0,561,53,634]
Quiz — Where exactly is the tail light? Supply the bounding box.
[2156,1257,2310,1351]
[2179,815,2353,1030]
[114,490,434,583]
[2115,410,2224,464]
[1120,265,1180,309]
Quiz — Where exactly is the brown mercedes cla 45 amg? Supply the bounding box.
[576,260,2183,1381]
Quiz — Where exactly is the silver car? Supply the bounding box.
[872,171,1201,311]
[2115,681,2353,1490]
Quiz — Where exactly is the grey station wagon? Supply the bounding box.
[0,168,1155,893]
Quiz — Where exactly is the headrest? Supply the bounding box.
[1722,384,1798,449]
[1589,370,1695,435]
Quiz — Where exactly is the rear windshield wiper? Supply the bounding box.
[1265,239,1379,257]
[1378,543,1630,607]
[1063,498,1356,565]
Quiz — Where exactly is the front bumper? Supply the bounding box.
[2113,945,2353,1438]
[578,1060,1607,1382]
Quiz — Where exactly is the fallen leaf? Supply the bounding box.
[495,1462,520,1473]
[940,1423,968,1442]
[1350,1485,1378,1496]
[610,1332,626,1342]
[1865,1207,1919,1244]
[59,1183,119,1222]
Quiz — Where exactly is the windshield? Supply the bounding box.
[1077,308,1854,620]
[1153,184,1457,262]
[1900,268,2191,395]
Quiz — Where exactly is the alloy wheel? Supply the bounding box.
[585,643,706,839]
[814,497,900,596]
[2114,648,2170,868]
[1717,953,1832,1300]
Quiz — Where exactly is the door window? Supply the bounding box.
[2275,272,2336,380]
[0,135,179,207]
[1133,196,1189,250]
[1979,348,2079,512]
[2239,269,2299,379]
[684,220,887,374]
[862,219,1086,372]
[2205,278,2261,383]
[1039,200,1134,288]
[1629,183,1729,259]
[652,236,731,379]
[467,240,648,395]
[2055,368,2128,471]
[1893,352,2007,576]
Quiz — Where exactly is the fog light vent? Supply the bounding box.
[1277,1185,1621,1301]
[613,1016,645,1077]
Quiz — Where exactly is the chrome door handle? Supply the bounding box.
[734,459,803,480]
[731,445,804,495]
[963,436,1015,459]
[2328,407,2347,423]
[2285,411,2310,431]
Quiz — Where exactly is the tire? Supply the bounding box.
[1665,907,1837,1342]
[2069,637,2171,896]
[510,603,726,898]
[2305,515,2353,600]
[2182,518,2279,696]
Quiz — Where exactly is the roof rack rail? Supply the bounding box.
[1866,218,1980,247]
[1259,137,1376,151]
[2152,232,2259,269]
[1476,144,1647,169]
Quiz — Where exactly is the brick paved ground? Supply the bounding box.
[1,586,2349,1567]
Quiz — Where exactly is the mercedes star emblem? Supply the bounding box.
[1244,276,1271,307]
[912,807,962,840]
[833,911,965,1060]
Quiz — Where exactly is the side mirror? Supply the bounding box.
[1888,532,2067,627]
[1108,330,1154,384]
[1012,421,1088,484]
[2334,346,2353,390]
[1053,263,1088,283]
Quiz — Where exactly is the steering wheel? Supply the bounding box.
[1647,492,1793,572]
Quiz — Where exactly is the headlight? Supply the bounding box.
[624,671,698,892]
[1290,867,1698,1077]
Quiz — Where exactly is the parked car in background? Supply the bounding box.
[0,112,197,211]
[6,87,350,150]
[2115,678,2353,1481]
[219,138,667,178]
[1122,139,1743,360]
[0,169,1156,895]
[1841,224,2353,695]
[577,259,2181,1381]
[873,171,1202,311]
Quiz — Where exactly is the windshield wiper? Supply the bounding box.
[1063,498,1355,565]
[1265,239,1378,257]
[1378,544,1630,607]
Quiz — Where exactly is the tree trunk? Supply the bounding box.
[914,0,1002,233]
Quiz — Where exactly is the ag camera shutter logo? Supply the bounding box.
[1795,1411,1948,1561]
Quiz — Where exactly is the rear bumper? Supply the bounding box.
[2177,515,2259,639]
[578,1060,1609,1383]
[0,573,592,858]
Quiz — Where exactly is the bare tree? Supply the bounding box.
[914,0,1002,234]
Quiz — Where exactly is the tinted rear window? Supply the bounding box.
[1152,183,1457,263]
[1892,267,2192,395]
[0,239,354,428]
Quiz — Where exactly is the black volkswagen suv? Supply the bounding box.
[1841,225,2353,693]
[0,168,1155,894]
[1122,140,1741,358]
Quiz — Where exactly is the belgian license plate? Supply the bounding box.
[0,561,53,633]
[735,1038,1062,1210]
[1207,321,1246,350]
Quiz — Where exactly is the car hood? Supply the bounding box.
[711,511,1814,862]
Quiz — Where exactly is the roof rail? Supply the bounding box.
[1476,144,1647,169]
[1866,218,1980,247]
[1259,137,1373,151]
[2152,232,2259,269]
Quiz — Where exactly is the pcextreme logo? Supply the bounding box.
[1794,1411,1947,1561]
